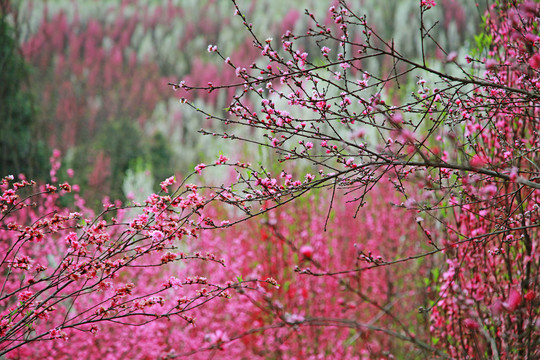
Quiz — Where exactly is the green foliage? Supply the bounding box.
[472,32,493,57]
[148,132,174,183]
[0,9,48,179]
[64,117,174,207]
[100,119,146,197]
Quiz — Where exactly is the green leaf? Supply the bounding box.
[432,267,439,282]
[282,281,290,292]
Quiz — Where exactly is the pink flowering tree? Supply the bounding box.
[13,0,299,201]
[0,152,280,358]
[156,184,440,359]
[169,0,540,358]
[3,181,433,359]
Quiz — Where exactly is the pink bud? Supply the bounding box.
[300,245,314,259]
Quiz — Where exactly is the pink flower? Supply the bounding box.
[49,328,68,340]
[485,59,498,71]
[18,290,33,302]
[115,283,135,296]
[463,318,479,331]
[390,112,404,126]
[215,154,229,164]
[503,288,522,312]
[160,176,176,192]
[161,252,178,264]
[421,0,436,9]
[469,154,489,169]
[151,230,165,242]
[9,255,33,270]
[65,231,80,249]
[340,96,351,106]
[490,298,504,316]
[130,213,149,229]
[195,163,206,175]
[526,33,540,42]
[529,53,540,69]
[284,313,305,324]
[525,291,536,301]
[207,330,229,349]
[446,52,457,62]
[316,101,328,110]
[162,275,182,289]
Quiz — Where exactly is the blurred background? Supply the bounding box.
[1,0,483,207]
